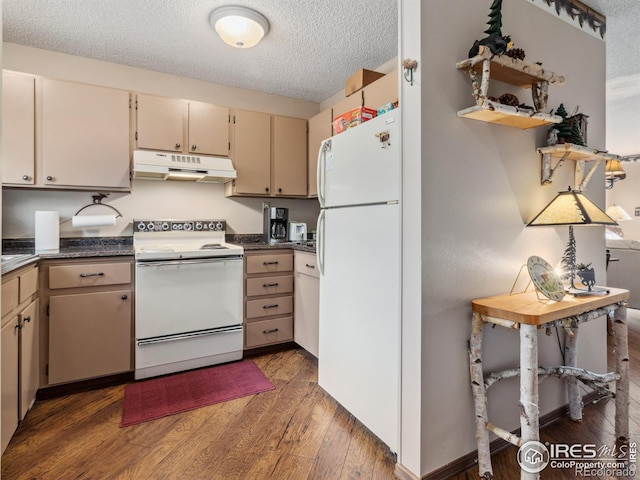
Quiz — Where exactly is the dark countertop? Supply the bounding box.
[226,234,316,254]
[2,237,133,274]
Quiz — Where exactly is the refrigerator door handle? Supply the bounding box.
[317,209,326,275]
[317,139,331,208]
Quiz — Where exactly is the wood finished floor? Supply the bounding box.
[3,311,640,479]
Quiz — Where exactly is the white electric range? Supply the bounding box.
[133,219,244,380]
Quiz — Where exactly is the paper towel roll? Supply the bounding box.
[35,211,60,252]
[72,215,117,228]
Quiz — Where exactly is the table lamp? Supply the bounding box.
[527,187,617,295]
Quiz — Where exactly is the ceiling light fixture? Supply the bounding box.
[209,6,270,49]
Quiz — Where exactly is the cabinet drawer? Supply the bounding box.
[246,275,293,297]
[49,263,131,289]
[245,316,293,348]
[246,295,293,319]
[19,266,38,303]
[246,254,293,274]
[294,253,319,279]
[1,278,19,318]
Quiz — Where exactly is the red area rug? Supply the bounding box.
[120,360,274,427]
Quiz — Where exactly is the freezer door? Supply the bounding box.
[318,203,400,452]
[318,109,401,208]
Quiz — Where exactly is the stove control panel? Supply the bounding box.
[133,220,226,233]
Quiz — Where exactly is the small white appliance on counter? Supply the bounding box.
[316,109,401,453]
[288,222,307,242]
[133,219,244,379]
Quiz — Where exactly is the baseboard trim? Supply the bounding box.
[420,391,601,480]
[395,463,421,480]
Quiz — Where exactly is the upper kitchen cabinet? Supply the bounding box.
[307,108,332,198]
[226,109,271,195]
[39,79,130,190]
[2,72,35,186]
[361,70,398,111]
[272,115,307,196]
[134,93,230,157]
[225,111,308,198]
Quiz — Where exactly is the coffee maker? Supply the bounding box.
[263,204,289,243]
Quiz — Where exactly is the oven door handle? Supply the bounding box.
[136,325,243,346]
[136,256,242,267]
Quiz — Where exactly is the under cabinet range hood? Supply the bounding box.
[132,150,236,183]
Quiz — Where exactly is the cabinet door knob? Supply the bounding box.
[278,188,283,193]
[265,187,269,193]
[121,294,128,300]
[175,143,181,149]
[46,176,53,181]
[22,175,30,181]
[191,144,197,151]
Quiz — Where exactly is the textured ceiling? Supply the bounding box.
[2,0,398,103]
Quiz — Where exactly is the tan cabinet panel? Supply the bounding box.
[272,116,307,196]
[294,251,319,279]
[188,101,229,156]
[2,72,35,185]
[307,108,332,198]
[245,316,293,348]
[19,299,38,420]
[19,266,38,304]
[40,79,130,189]
[1,278,19,319]
[48,290,132,385]
[362,71,398,111]
[135,93,185,152]
[1,317,19,454]
[245,253,294,274]
[246,275,294,297]
[48,262,131,290]
[230,109,271,195]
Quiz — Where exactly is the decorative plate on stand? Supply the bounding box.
[527,256,565,301]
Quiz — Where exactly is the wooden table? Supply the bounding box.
[470,288,630,479]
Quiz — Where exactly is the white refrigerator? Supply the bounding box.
[316,109,401,453]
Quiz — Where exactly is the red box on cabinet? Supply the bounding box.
[333,107,377,134]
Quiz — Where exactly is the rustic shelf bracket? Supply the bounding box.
[541,151,569,185]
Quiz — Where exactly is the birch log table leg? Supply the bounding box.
[519,323,540,480]
[613,303,629,445]
[469,312,493,479]
[565,326,582,421]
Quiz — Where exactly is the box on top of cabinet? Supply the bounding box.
[345,69,386,97]
[333,106,377,134]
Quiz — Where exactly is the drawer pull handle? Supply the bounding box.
[23,316,31,324]
[262,304,279,309]
[263,283,279,287]
[263,328,279,334]
[263,261,279,265]
[14,323,21,330]
[305,264,315,269]
[79,272,105,278]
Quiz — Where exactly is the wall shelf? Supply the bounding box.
[537,143,621,190]
[456,46,565,129]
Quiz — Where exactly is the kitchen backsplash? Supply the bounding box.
[2,181,320,239]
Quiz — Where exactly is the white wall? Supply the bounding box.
[2,43,320,238]
[418,0,607,475]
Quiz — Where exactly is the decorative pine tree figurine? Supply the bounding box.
[553,103,573,144]
[484,0,503,37]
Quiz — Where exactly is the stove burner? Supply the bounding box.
[200,244,228,250]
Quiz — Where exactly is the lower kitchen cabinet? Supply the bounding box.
[244,250,294,349]
[41,258,133,386]
[293,251,319,357]
[1,264,39,454]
